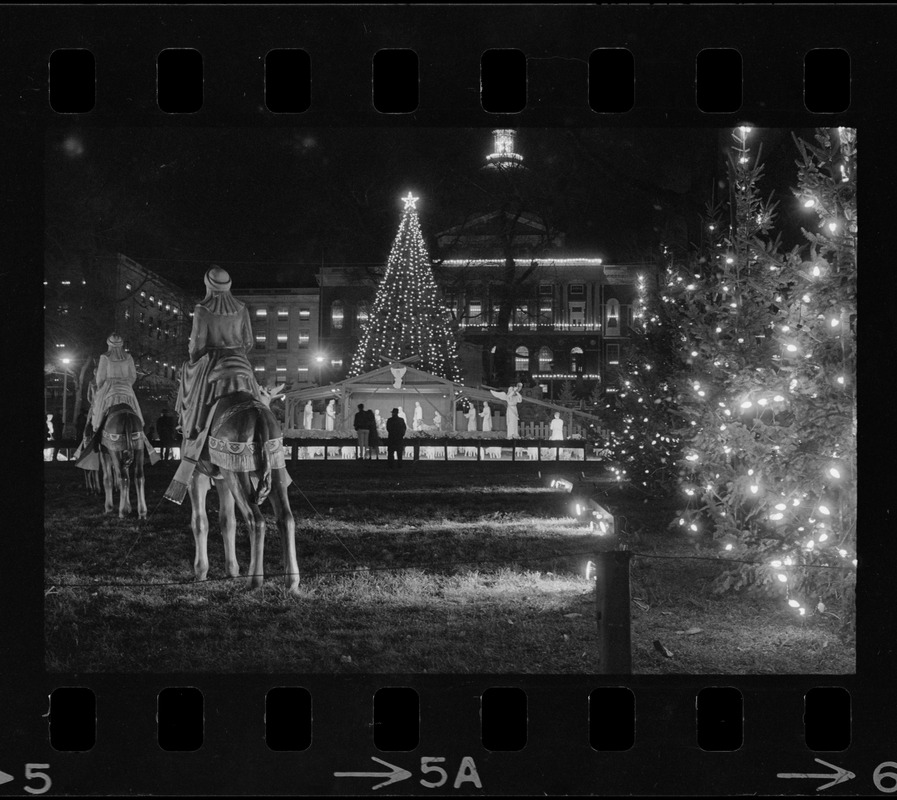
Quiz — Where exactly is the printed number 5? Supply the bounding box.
[24,764,52,795]
[420,757,448,789]
[874,762,897,794]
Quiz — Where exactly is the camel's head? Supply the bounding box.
[258,384,286,407]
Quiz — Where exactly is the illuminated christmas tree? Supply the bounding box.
[671,127,856,624]
[349,193,460,379]
[602,265,687,491]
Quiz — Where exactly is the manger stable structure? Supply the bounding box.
[283,364,605,436]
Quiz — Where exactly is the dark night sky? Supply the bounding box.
[46,125,815,291]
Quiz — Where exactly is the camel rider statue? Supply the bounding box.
[166,265,268,500]
[75,334,158,469]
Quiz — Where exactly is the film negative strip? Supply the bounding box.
[2,3,892,795]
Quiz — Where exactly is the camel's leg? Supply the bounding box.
[222,470,266,589]
[134,449,147,519]
[214,476,240,579]
[115,452,132,518]
[188,473,212,581]
[268,468,300,594]
[101,453,116,514]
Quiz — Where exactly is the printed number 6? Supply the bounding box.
[874,762,897,794]
[420,757,448,788]
[24,764,52,795]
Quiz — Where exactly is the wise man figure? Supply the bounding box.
[176,266,261,456]
[465,403,478,431]
[90,334,143,431]
[77,333,156,468]
[491,383,523,438]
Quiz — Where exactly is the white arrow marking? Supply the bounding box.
[777,758,856,791]
[334,756,412,790]
[0,770,13,787]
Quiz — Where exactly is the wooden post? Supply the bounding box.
[595,550,632,674]
[537,441,542,462]
[476,444,481,462]
[291,441,298,462]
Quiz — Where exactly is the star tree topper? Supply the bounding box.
[402,192,419,210]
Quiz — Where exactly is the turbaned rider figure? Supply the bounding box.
[176,266,262,460]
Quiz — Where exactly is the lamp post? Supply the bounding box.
[60,356,72,427]
[315,354,325,386]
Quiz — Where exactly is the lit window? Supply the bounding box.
[331,301,344,330]
[277,334,288,350]
[298,333,310,347]
[568,303,585,326]
[331,358,343,369]
[276,366,287,372]
[568,284,585,296]
[299,308,310,320]
[468,299,482,320]
[60,280,71,286]
[607,343,620,366]
[254,365,265,373]
[571,346,584,373]
[297,366,309,376]
[539,284,553,296]
[514,304,530,324]
[538,346,553,371]
[515,346,530,372]
[255,333,267,349]
[256,308,267,318]
[356,303,369,325]
[277,308,289,318]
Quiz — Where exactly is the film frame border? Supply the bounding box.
[3,4,892,795]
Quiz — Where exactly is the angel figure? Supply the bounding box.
[490,383,523,438]
[390,363,407,389]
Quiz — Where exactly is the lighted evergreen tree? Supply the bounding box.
[670,127,856,623]
[602,266,687,492]
[349,193,460,380]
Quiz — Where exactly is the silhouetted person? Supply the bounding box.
[354,403,370,459]
[386,408,406,469]
[157,409,177,461]
[365,408,381,460]
[51,410,64,461]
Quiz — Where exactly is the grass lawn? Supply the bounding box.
[44,460,855,674]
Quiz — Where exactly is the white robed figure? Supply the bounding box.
[491,383,523,438]
[412,401,423,431]
[325,399,336,431]
[303,400,313,430]
[433,411,442,430]
[549,412,564,440]
[465,404,478,431]
[479,401,493,432]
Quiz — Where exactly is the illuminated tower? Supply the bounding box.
[484,129,525,170]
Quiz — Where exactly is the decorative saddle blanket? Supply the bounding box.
[206,398,286,472]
